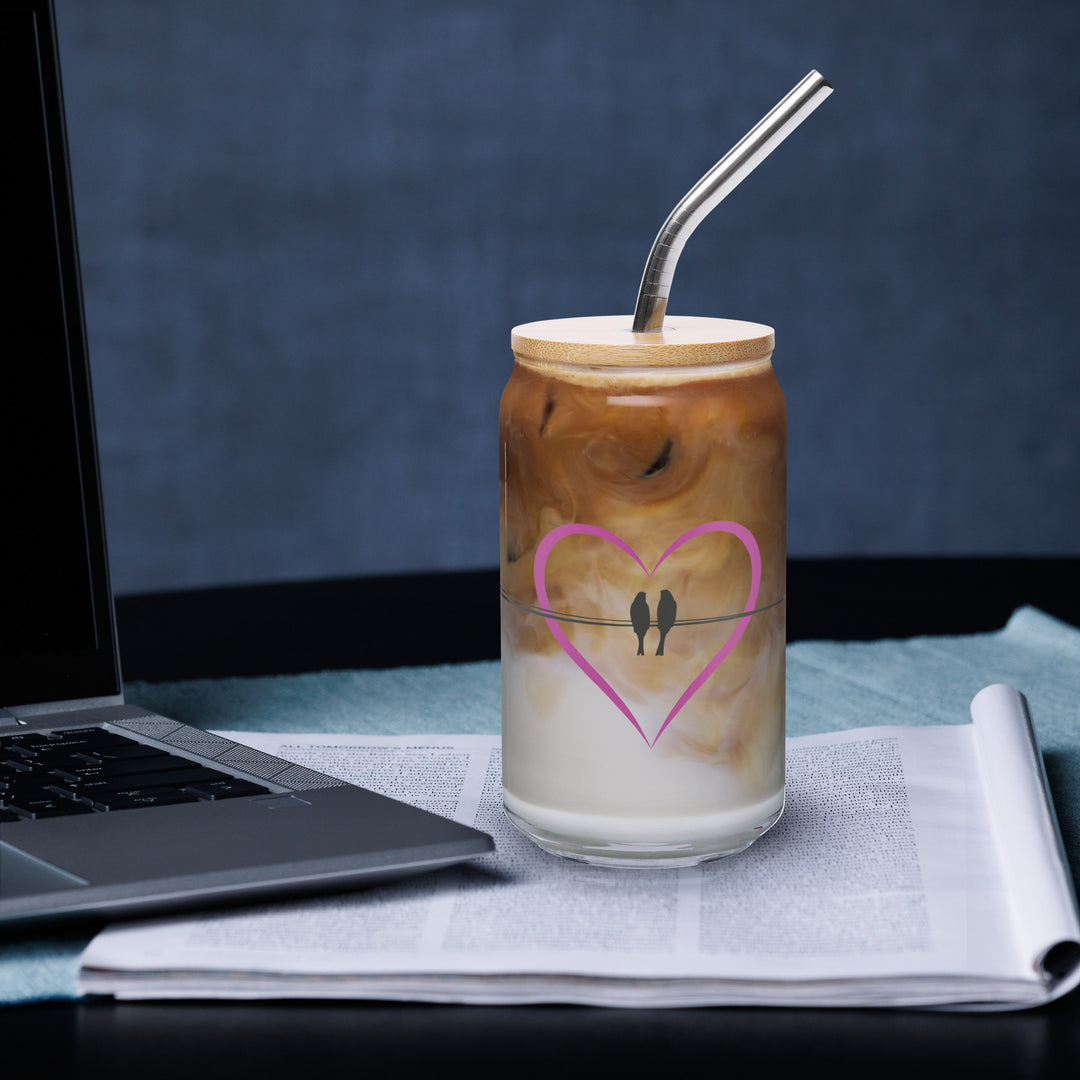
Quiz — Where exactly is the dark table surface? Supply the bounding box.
[4,557,1080,1079]
[113,556,1080,681]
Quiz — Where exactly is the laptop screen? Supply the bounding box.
[1,0,121,707]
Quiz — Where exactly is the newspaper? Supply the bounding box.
[78,685,1080,1008]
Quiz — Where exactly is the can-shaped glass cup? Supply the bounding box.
[499,316,786,867]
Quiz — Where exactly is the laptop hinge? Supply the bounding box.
[4,694,126,719]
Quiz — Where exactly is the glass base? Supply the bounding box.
[503,798,784,869]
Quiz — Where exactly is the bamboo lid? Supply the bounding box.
[511,316,774,367]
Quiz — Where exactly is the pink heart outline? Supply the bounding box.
[533,521,762,748]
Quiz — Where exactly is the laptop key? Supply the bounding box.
[1,734,54,752]
[1,756,38,774]
[84,742,166,761]
[184,778,271,800]
[49,753,194,783]
[1,762,63,790]
[1,744,39,763]
[44,727,131,744]
[1,779,70,804]
[90,787,202,812]
[2,795,96,819]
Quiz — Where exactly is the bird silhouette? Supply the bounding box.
[655,589,677,656]
[630,592,651,656]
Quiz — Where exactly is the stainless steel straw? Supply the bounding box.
[632,70,833,333]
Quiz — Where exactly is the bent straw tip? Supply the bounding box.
[631,70,834,333]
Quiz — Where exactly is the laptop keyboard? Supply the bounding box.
[0,727,271,823]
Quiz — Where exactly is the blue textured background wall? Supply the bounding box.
[55,0,1080,594]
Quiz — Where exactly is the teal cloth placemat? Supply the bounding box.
[3,606,1078,1006]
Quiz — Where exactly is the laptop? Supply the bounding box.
[0,0,493,932]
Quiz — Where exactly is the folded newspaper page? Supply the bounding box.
[78,685,1080,1008]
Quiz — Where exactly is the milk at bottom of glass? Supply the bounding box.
[500,648,784,861]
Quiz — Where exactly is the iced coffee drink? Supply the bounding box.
[500,316,786,866]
